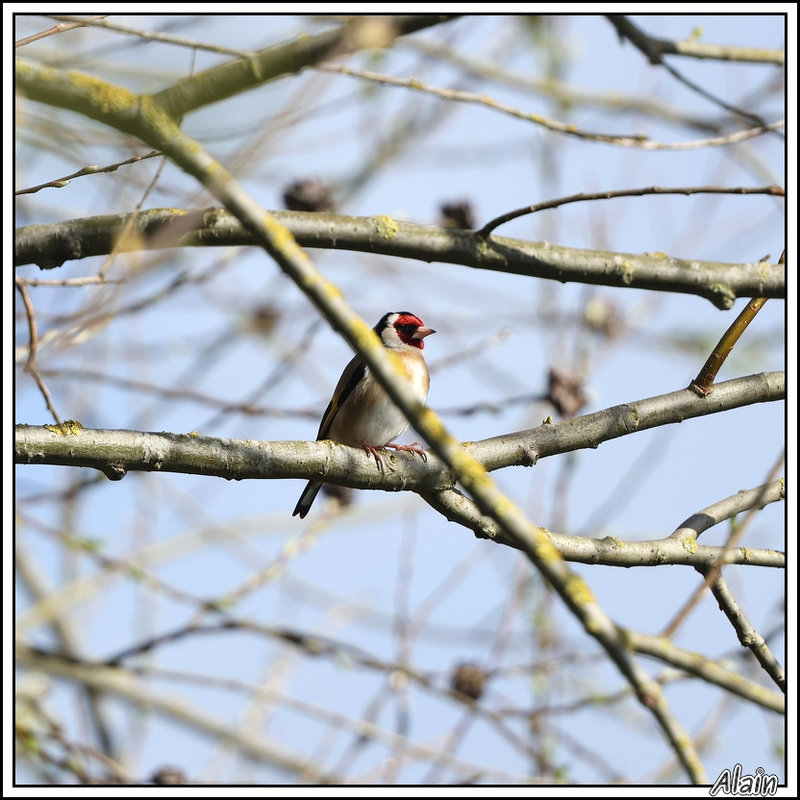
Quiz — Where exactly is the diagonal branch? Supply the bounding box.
[626,632,784,713]
[704,572,785,691]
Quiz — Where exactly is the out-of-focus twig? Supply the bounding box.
[608,15,784,131]
[318,61,784,150]
[15,14,107,48]
[15,278,62,425]
[16,151,162,195]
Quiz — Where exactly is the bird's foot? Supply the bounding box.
[384,442,427,462]
[361,443,386,472]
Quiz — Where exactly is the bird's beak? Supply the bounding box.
[413,326,436,340]
[411,328,436,339]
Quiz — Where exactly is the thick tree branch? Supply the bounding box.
[467,371,784,472]
[422,482,783,570]
[14,210,785,309]
[15,371,784,485]
[16,16,456,121]
[15,374,785,573]
[153,15,458,119]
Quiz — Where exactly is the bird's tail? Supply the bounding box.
[292,480,322,518]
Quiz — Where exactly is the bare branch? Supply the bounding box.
[15,643,338,783]
[15,375,785,576]
[15,15,107,48]
[423,480,783,570]
[605,21,784,64]
[478,185,784,238]
[151,15,458,120]
[690,297,769,395]
[15,28,784,781]
[627,632,783,713]
[402,38,729,132]
[14,209,785,308]
[15,151,162,196]
[45,14,259,57]
[664,453,785,637]
[608,15,783,129]
[14,278,62,425]
[317,61,783,149]
[14,372,784,487]
[704,573,786,691]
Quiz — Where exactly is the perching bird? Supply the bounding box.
[292,311,435,518]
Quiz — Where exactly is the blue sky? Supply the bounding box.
[12,11,790,787]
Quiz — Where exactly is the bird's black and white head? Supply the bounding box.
[375,312,435,351]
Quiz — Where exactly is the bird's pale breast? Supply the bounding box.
[328,353,429,446]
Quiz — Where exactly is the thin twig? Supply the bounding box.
[606,23,784,64]
[16,151,162,196]
[15,278,62,425]
[15,540,117,758]
[98,155,169,279]
[690,250,784,396]
[317,62,783,151]
[607,15,783,129]
[690,297,769,395]
[16,276,124,287]
[403,38,727,132]
[46,14,258,57]
[134,663,539,784]
[16,643,337,783]
[106,620,548,778]
[39,367,318,419]
[17,512,217,610]
[478,185,784,238]
[15,15,107,48]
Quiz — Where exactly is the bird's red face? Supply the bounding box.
[392,313,436,349]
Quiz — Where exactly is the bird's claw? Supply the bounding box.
[362,444,386,472]
[362,442,428,471]
[384,442,427,462]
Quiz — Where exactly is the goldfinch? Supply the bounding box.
[292,311,435,518]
